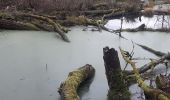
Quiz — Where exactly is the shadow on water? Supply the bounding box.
[78,73,95,99]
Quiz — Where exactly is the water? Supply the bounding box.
[105,15,170,29]
[0,24,170,100]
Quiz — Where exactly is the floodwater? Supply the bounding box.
[0,17,170,100]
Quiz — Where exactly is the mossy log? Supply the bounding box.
[16,13,70,42]
[103,47,130,100]
[64,16,103,27]
[0,19,41,30]
[0,12,70,42]
[120,48,170,100]
[58,64,95,100]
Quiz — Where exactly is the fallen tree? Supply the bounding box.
[120,47,170,100]
[0,12,70,42]
[123,43,170,75]
[117,24,170,32]
[58,64,95,100]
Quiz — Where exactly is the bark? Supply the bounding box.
[16,13,70,42]
[58,64,95,100]
[0,12,70,42]
[0,19,40,30]
[103,47,130,100]
[120,48,170,100]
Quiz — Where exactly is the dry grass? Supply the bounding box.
[144,0,155,8]
[0,0,114,12]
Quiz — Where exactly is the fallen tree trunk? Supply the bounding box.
[0,12,70,42]
[16,13,70,42]
[0,19,41,30]
[137,44,168,58]
[120,48,170,100]
[124,53,170,75]
[58,64,95,100]
[103,47,130,100]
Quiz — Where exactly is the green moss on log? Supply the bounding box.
[58,64,95,100]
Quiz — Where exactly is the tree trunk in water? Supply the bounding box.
[103,47,130,100]
[58,64,95,100]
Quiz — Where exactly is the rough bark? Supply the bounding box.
[103,47,130,100]
[0,19,40,30]
[0,12,70,42]
[58,64,95,100]
[16,13,70,42]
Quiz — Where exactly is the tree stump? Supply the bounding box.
[103,47,130,100]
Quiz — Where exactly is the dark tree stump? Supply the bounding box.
[103,47,130,100]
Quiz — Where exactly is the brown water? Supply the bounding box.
[0,25,170,100]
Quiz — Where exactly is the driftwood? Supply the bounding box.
[16,13,70,42]
[0,12,70,42]
[58,64,95,100]
[120,47,170,100]
[0,19,40,30]
[124,53,170,75]
[103,47,130,100]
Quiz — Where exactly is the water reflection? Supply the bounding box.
[105,15,170,30]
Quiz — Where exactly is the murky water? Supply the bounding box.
[0,24,170,100]
[105,15,170,29]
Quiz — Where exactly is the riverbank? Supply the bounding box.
[0,0,170,42]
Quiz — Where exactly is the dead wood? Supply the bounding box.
[103,47,130,100]
[120,47,170,100]
[124,53,170,75]
[16,13,70,42]
[58,64,95,100]
[0,19,40,30]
